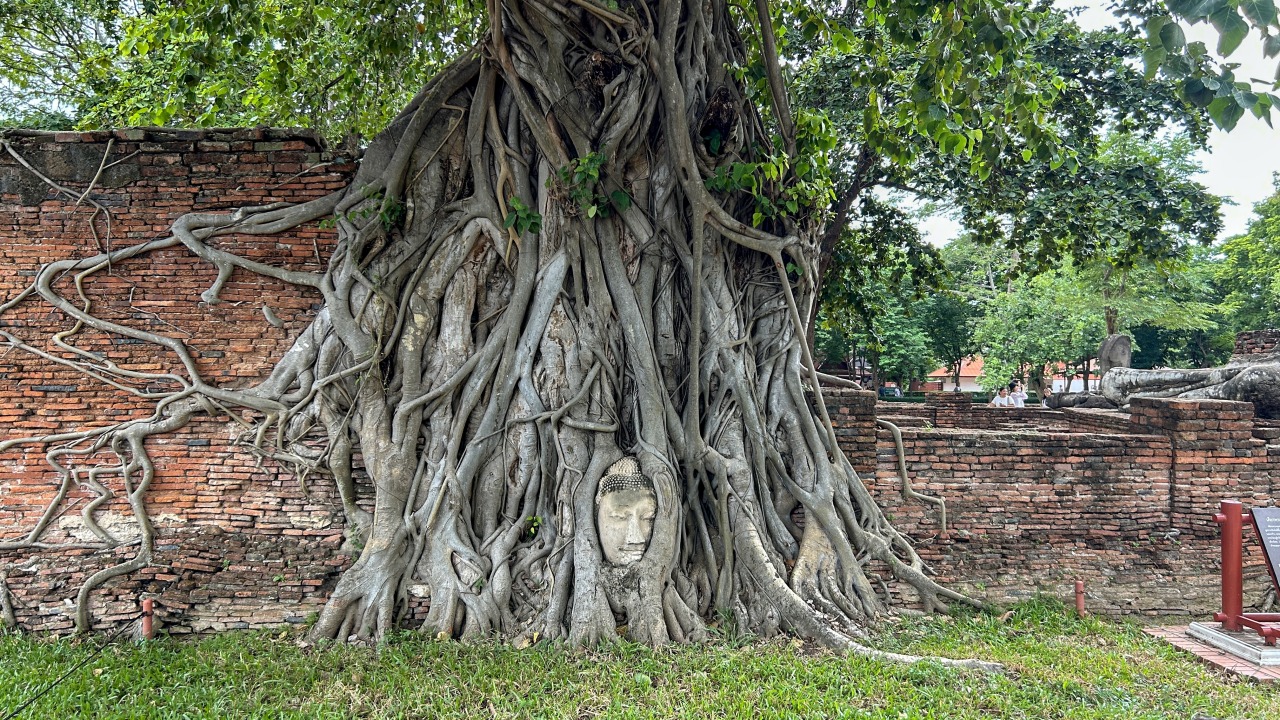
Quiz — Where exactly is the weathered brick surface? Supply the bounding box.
[866,391,1280,615]
[1,130,357,634]
[1059,407,1134,434]
[1234,329,1280,358]
[1131,397,1271,537]
[825,390,878,476]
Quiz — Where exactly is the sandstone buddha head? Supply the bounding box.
[595,457,657,566]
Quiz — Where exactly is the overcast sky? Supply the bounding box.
[917,1,1280,244]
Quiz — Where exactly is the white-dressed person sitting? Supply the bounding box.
[990,386,1013,408]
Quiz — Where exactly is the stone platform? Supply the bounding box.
[1187,621,1280,666]
[1146,625,1280,681]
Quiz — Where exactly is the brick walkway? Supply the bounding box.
[1145,625,1280,682]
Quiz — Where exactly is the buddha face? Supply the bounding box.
[596,486,657,565]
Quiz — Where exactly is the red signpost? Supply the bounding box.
[1213,500,1280,645]
[141,597,154,640]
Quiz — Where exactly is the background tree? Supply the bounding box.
[798,11,1216,303]
[971,252,1224,390]
[972,266,1104,393]
[1124,245,1236,370]
[93,0,484,137]
[1216,175,1280,332]
[0,0,122,128]
[0,0,486,136]
[819,294,936,390]
[917,290,980,391]
[817,193,941,388]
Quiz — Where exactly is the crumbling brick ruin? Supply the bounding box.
[2,130,1277,633]
[831,361,1280,614]
[1,129,354,632]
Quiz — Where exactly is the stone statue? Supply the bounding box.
[1045,390,1118,410]
[1096,334,1132,376]
[1100,350,1280,419]
[595,457,657,565]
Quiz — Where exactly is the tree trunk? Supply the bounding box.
[1,0,993,667]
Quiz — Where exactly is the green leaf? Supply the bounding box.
[1211,8,1250,57]
[1172,0,1218,18]
[1208,95,1246,130]
[610,190,632,211]
[1241,0,1279,26]
[503,211,518,229]
[1160,22,1187,53]
[586,204,597,218]
[1142,46,1167,80]
[1146,15,1171,43]
[1264,35,1280,59]
[1183,78,1217,107]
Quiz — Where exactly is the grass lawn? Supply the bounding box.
[1,599,1276,719]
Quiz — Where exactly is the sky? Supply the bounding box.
[917,1,1280,244]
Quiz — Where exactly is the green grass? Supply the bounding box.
[1,599,1275,719]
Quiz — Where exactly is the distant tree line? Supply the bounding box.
[817,169,1280,393]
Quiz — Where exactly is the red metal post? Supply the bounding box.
[141,598,154,640]
[1214,500,1244,631]
[1074,580,1085,617]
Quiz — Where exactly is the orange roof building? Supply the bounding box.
[924,357,984,392]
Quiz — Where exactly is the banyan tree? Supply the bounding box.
[0,0,1002,668]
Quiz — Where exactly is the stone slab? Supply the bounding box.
[1145,625,1280,682]
[1186,621,1280,665]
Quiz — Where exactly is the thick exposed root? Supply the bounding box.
[1,571,16,631]
[310,541,408,642]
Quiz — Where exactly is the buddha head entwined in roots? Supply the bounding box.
[595,457,657,566]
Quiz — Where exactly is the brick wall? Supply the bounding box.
[1234,329,1280,357]
[824,390,878,476]
[1,129,357,633]
[866,392,1280,615]
[1129,397,1270,537]
[1060,407,1134,434]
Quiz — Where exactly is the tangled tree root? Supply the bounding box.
[0,0,998,670]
